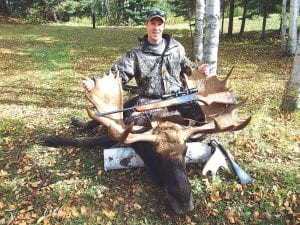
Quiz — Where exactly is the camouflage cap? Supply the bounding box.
[146,10,166,23]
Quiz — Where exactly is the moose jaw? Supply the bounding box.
[86,68,251,214]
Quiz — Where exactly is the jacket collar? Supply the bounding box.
[141,34,178,56]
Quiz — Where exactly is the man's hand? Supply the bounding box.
[197,64,209,75]
[82,77,95,91]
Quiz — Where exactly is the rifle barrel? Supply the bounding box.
[96,106,136,116]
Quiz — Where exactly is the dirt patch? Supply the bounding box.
[0,15,22,24]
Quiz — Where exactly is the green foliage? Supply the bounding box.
[167,0,195,21]
[0,0,286,25]
[122,0,157,25]
[236,0,282,19]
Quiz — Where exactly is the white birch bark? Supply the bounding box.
[282,0,300,111]
[281,40,300,111]
[281,0,287,54]
[203,0,220,76]
[288,0,299,55]
[193,0,205,61]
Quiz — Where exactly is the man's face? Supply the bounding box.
[146,17,165,44]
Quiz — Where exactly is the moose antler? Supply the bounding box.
[86,68,251,146]
[86,71,123,121]
[183,67,251,128]
[85,71,160,144]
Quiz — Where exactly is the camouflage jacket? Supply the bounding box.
[111,34,195,97]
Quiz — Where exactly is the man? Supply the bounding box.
[69,9,209,190]
[73,9,208,129]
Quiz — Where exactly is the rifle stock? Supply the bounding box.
[135,98,178,111]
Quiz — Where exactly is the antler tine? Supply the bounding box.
[219,98,248,115]
[116,70,124,107]
[224,66,234,82]
[108,70,114,77]
[213,117,235,132]
[124,133,158,144]
[182,115,241,140]
[231,116,251,131]
[181,121,216,140]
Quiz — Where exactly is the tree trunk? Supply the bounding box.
[0,0,11,15]
[288,0,299,55]
[238,0,249,39]
[228,0,235,37]
[281,0,288,55]
[261,3,268,41]
[91,1,96,29]
[281,41,300,111]
[203,0,220,76]
[193,0,205,61]
[92,12,96,29]
[221,0,225,34]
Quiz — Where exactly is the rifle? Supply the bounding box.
[94,88,237,117]
[209,139,253,184]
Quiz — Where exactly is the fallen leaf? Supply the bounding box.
[210,191,221,203]
[133,203,142,210]
[36,216,46,224]
[80,206,87,215]
[8,204,17,210]
[71,208,79,217]
[0,170,9,177]
[227,211,236,223]
[103,210,115,220]
[254,211,260,218]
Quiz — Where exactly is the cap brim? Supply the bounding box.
[147,16,165,23]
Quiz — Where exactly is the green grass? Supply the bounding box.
[0,17,299,225]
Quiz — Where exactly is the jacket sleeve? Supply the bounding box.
[111,50,135,85]
[179,44,200,74]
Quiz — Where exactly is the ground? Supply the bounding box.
[0,19,299,225]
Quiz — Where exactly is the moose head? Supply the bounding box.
[85,69,250,214]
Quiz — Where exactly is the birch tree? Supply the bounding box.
[282,0,300,111]
[193,0,205,61]
[288,0,299,55]
[281,0,287,55]
[203,0,220,76]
